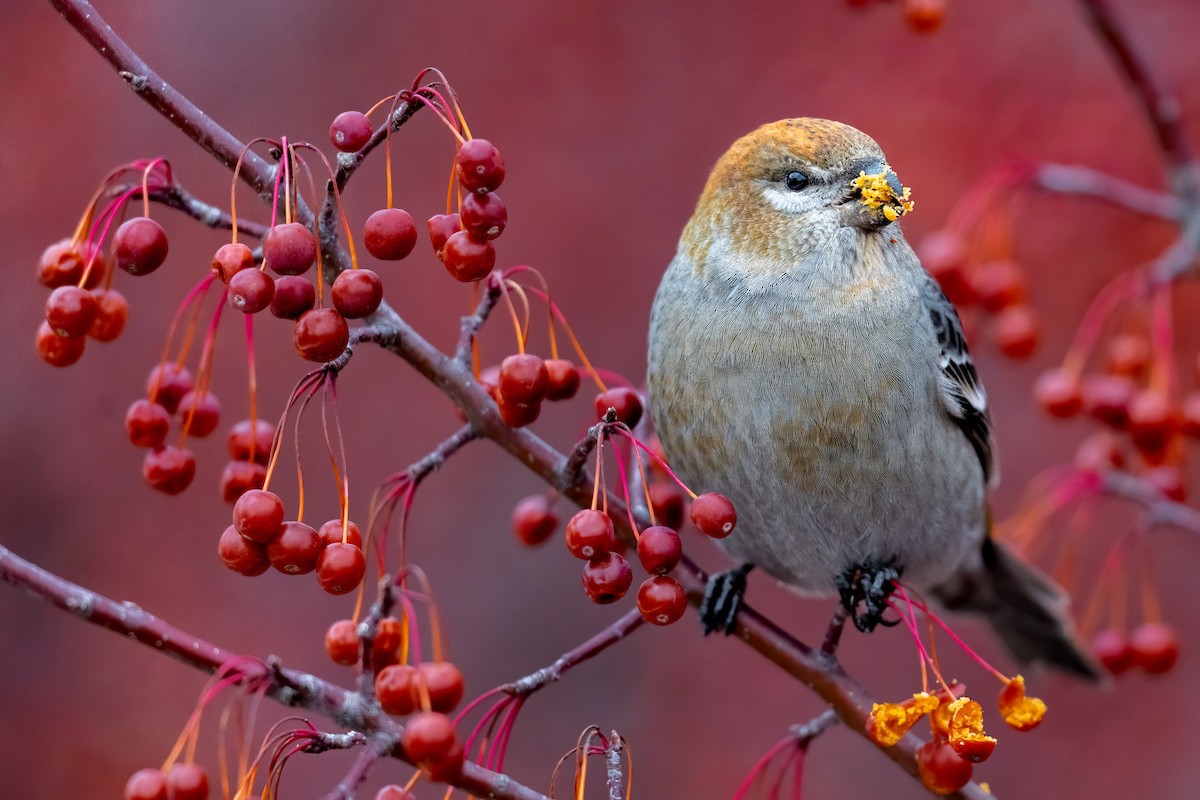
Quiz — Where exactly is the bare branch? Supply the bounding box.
[505,609,644,697]
[1032,163,1179,220]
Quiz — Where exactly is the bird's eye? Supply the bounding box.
[784,170,809,191]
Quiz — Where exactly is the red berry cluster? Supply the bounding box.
[918,230,1039,359]
[1091,621,1180,677]
[430,138,507,282]
[219,489,366,595]
[478,353,581,427]
[123,763,209,800]
[36,239,130,367]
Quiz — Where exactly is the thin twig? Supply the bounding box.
[789,709,840,745]
[321,734,392,800]
[456,274,504,364]
[504,609,644,696]
[1032,163,1179,220]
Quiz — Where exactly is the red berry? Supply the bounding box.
[318,519,363,549]
[46,285,99,337]
[38,238,104,288]
[1105,333,1150,378]
[1130,621,1179,674]
[376,663,418,716]
[974,261,1026,312]
[1074,432,1125,472]
[402,711,463,779]
[143,446,196,495]
[125,768,168,800]
[918,231,974,307]
[219,460,266,503]
[1144,465,1187,502]
[88,288,128,342]
[325,619,361,666]
[511,495,558,546]
[270,276,316,320]
[544,359,580,401]
[228,268,275,314]
[414,661,465,713]
[459,192,507,240]
[165,762,209,800]
[232,489,285,543]
[374,618,404,665]
[565,509,616,559]
[456,138,505,194]
[35,322,85,367]
[376,786,415,800]
[690,492,737,538]
[499,354,549,405]
[294,308,350,362]
[582,552,633,604]
[636,576,687,626]
[211,242,254,284]
[332,269,384,319]
[115,217,169,276]
[330,110,373,152]
[904,0,946,34]
[147,363,194,414]
[1092,628,1134,676]
[441,231,495,282]
[178,390,221,438]
[637,526,682,575]
[264,222,316,276]
[498,396,541,428]
[1128,389,1175,454]
[916,739,972,795]
[648,482,686,530]
[267,521,322,574]
[994,305,1039,359]
[427,213,461,258]
[363,208,418,260]
[126,399,171,449]
[1033,368,1082,418]
[217,525,269,576]
[316,542,366,595]
[1083,374,1135,429]
[228,419,275,464]
[594,387,643,427]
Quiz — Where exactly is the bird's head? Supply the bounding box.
[680,118,913,276]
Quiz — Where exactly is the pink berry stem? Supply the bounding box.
[732,733,797,800]
[897,587,1009,684]
[608,426,697,500]
[1059,270,1140,377]
[607,430,641,540]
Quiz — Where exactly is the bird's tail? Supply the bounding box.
[931,537,1102,680]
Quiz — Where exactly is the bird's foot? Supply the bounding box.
[700,563,754,635]
[835,559,902,633]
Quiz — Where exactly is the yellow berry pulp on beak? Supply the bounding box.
[851,168,914,221]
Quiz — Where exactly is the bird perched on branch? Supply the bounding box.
[647,118,1098,677]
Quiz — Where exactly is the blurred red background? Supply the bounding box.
[2,1,1198,797]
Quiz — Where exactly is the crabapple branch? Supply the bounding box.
[790,709,840,745]
[456,275,504,364]
[504,609,644,696]
[1101,470,1200,532]
[321,733,391,800]
[0,546,551,800]
[143,183,271,239]
[1032,163,1179,221]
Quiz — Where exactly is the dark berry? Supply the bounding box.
[266,521,322,574]
[114,217,169,276]
[232,489,285,544]
[126,399,171,449]
[165,762,209,800]
[143,446,196,495]
[178,390,221,438]
[1033,369,1082,418]
[441,231,495,282]
[995,305,1039,359]
[332,269,383,319]
[1128,389,1175,454]
[459,192,507,240]
[318,519,363,549]
[147,363,194,414]
[1105,334,1150,378]
[217,524,269,576]
[916,739,972,795]
[1131,621,1179,674]
[295,308,350,362]
[219,460,266,503]
[35,322,85,367]
[316,542,366,594]
[125,768,168,800]
[46,285,99,337]
[228,268,275,314]
[227,418,274,465]
[1083,374,1136,429]
[414,661,465,713]
[594,387,642,427]
[363,208,418,260]
[511,495,557,546]
[402,712,463,780]
[648,482,685,530]
[456,139,505,194]
[270,276,316,320]
[565,509,616,559]
[427,213,461,258]
[974,260,1026,312]
[38,238,103,288]
[636,576,687,625]
[376,664,418,716]
[544,359,580,401]
[211,242,254,284]
[88,288,128,342]
[330,110,373,152]
[498,396,541,428]
[264,222,316,276]
[690,492,737,538]
[325,619,361,666]
[1092,628,1133,676]
[499,354,549,405]
[582,552,633,604]
[918,231,974,307]
[637,526,681,575]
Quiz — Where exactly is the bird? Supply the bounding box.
[646,118,1098,678]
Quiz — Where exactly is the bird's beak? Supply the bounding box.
[839,159,914,230]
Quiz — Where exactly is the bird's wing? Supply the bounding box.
[921,276,996,484]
